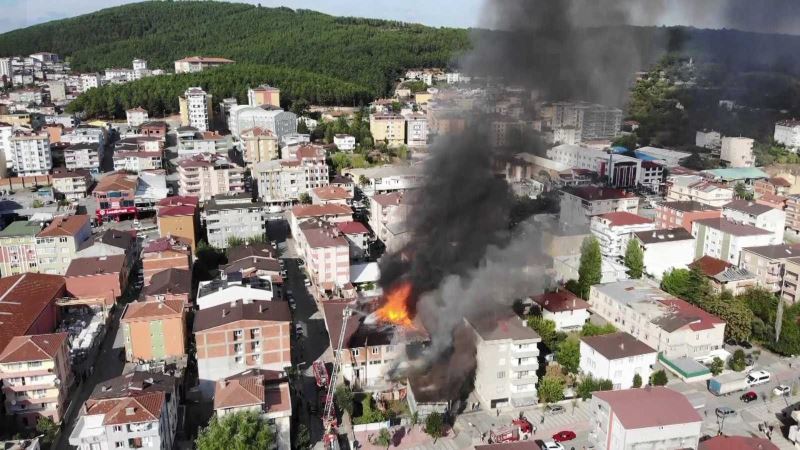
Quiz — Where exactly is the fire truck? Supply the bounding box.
[489,417,534,444]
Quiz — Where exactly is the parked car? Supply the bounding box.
[740,391,757,403]
[739,341,753,349]
[774,385,791,396]
[746,370,771,386]
[715,406,736,418]
[540,442,565,450]
[552,431,576,442]
[545,404,565,415]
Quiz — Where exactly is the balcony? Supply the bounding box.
[510,361,538,372]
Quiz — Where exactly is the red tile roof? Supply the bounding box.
[295,145,326,159]
[213,369,290,412]
[371,192,406,208]
[291,203,352,219]
[121,300,184,322]
[88,391,165,425]
[157,196,199,207]
[0,274,65,355]
[597,211,652,227]
[158,204,196,218]
[336,221,370,235]
[0,332,67,363]
[658,298,725,331]
[95,172,137,193]
[37,215,89,238]
[65,255,125,277]
[312,186,351,201]
[176,56,234,64]
[690,256,732,277]
[593,387,701,429]
[768,177,791,188]
[532,289,590,313]
[699,436,778,450]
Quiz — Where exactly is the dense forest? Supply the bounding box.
[65,64,373,118]
[0,1,469,97]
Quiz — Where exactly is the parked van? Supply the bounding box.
[746,370,771,386]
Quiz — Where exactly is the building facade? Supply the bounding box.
[370,114,406,147]
[579,332,657,390]
[655,201,721,232]
[203,194,267,249]
[721,137,755,168]
[121,299,186,362]
[177,154,245,201]
[179,87,213,132]
[692,218,774,264]
[589,212,655,258]
[35,215,91,275]
[11,132,51,176]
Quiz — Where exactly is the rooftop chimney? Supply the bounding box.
[125,407,135,416]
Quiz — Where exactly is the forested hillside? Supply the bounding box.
[0,1,469,97]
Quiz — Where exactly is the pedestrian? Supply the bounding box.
[704,409,707,417]
[540,415,545,424]
[496,409,500,417]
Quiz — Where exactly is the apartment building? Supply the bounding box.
[126,107,149,128]
[203,194,267,249]
[333,134,356,151]
[113,151,162,173]
[11,132,51,176]
[240,127,278,166]
[559,187,639,230]
[94,172,139,224]
[551,102,623,142]
[0,333,73,428]
[780,257,800,305]
[177,153,244,202]
[121,299,186,362]
[288,204,352,241]
[404,113,428,147]
[631,228,696,280]
[174,56,234,73]
[690,256,757,295]
[370,113,406,147]
[590,387,702,450]
[655,201,721,232]
[140,121,167,139]
[589,280,726,360]
[368,192,411,253]
[253,145,329,203]
[345,165,423,196]
[213,369,292,450]
[739,244,800,292]
[721,137,755,168]
[51,168,92,200]
[194,299,291,397]
[530,289,590,331]
[754,177,792,198]
[579,332,657,390]
[65,255,128,307]
[696,130,722,150]
[0,221,43,276]
[155,196,199,252]
[227,106,297,141]
[144,268,192,306]
[35,215,91,275]
[64,143,102,173]
[196,277,274,311]
[178,87,213,132]
[79,73,101,91]
[786,195,800,235]
[247,85,280,108]
[141,237,192,285]
[0,274,66,358]
[310,186,351,206]
[692,218,774,264]
[589,212,655,258]
[667,175,734,207]
[336,221,370,261]
[722,199,785,244]
[296,220,351,291]
[466,315,540,409]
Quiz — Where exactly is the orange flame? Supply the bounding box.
[375,282,414,327]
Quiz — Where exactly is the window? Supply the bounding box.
[352,349,360,357]
[235,356,244,364]
[497,371,506,379]
[371,348,380,355]
[114,442,125,448]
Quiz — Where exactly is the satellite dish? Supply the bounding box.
[54,378,61,385]
[10,400,16,405]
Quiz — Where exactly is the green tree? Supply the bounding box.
[733,182,752,200]
[729,349,747,372]
[354,396,386,425]
[632,373,643,388]
[624,239,644,279]
[611,134,638,151]
[32,199,44,208]
[298,192,312,204]
[703,290,753,342]
[709,357,725,375]
[424,412,445,442]
[334,385,354,417]
[597,379,614,391]
[297,119,310,134]
[576,376,598,400]
[374,428,391,449]
[537,375,565,403]
[578,237,602,299]
[556,337,581,374]
[527,316,563,350]
[580,322,616,337]
[358,175,370,187]
[196,411,274,450]
[295,424,311,450]
[650,370,668,386]
[36,417,59,444]
[661,266,710,305]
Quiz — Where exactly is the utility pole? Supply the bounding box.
[776,262,785,343]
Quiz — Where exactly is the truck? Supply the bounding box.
[489,417,533,444]
[708,373,749,396]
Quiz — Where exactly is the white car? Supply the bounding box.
[541,442,565,450]
[774,385,791,396]
[746,370,771,386]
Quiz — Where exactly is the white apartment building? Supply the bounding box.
[722,199,785,244]
[253,145,328,203]
[240,128,278,166]
[632,228,696,280]
[589,280,726,360]
[203,194,267,249]
[634,146,692,168]
[559,187,639,230]
[667,175,734,207]
[64,143,102,173]
[345,165,423,196]
[589,212,655,258]
[227,105,297,141]
[179,87,212,132]
[692,218,774,264]
[126,107,149,128]
[369,192,411,253]
[11,132,51,176]
[404,113,429,147]
[553,127,581,145]
[61,126,105,146]
[590,387,702,450]
[52,169,92,200]
[579,332,657,390]
[333,134,356,151]
[466,316,540,409]
[721,137,755,168]
[0,123,13,169]
[0,58,10,79]
[177,153,245,202]
[132,59,147,71]
[79,73,101,92]
[547,144,605,171]
[696,130,722,150]
[174,56,234,73]
[775,120,800,150]
[113,151,163,173]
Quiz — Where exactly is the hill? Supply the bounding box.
[0,1,469,97]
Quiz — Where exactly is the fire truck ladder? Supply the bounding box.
[323,306,354,427]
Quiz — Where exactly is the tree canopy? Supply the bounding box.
[624,239,644,279]
[195,411,274,450]
[578,237,602,299]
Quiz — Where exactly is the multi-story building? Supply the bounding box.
[203,193,267,249]
[530,289,590,331]
[240,127,278,166]
[655,201,721,232]
[94,172,139,224]
[288,203,352,243]
[121,299,186,362]
[213,369,292,450]
[247,85,280,108]
[177,153,245,201]
[754,177,792,198]
[589,279,726,360]
[721,137,755,168]
[336,221,370,261]
[466,315,540,409]
[112,151,162,173]
[632,228,696,280]
[0,332,73,428]
[699,436,778,450]
[692,218,774,264]
[589,212,655,258]
[0,122,13,170]
[550,102,623,142]
[35,215,91,275]
[140,121,168,139]
[333,134,356,151]
[559,187,639,230]
[774,120,800,150]
[297,221,350,291]
[370,113,406,147]
[579,332,657,390]
[0,221,43,277]
[155,197,199,253]
[310,186,351,206]
[667,175,734,207]
[196,277,274,311]
[51,168,92,200]
[227,106,297,141]
[345,165,423,196]
[0,274,66,357]
[65,255,128,307]
[589,387,702,450]
[722,199,785,244]
[64,143,102,173]
[404,113,428,147]
[144,268,192,308]
[780,256,800,305]
[786,195,800,235]
[174,56,234,73]
[696,130,722,150]
[79,73,101,92]
[254,145,329,203]
[141,237,192,285]
[178,87,213,132]
[126,107,149,128]
[634,146,692,168]
[194,299,291,397]
[368,192,411,253]
[61,126,105,146]
[11,132,51,176]
[739,244,800,292]
[690,255,757,295]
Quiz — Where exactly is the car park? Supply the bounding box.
[715,406,736,418]
[774,385,790,396]
[552,431,576,442]
[740,391,757,403]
